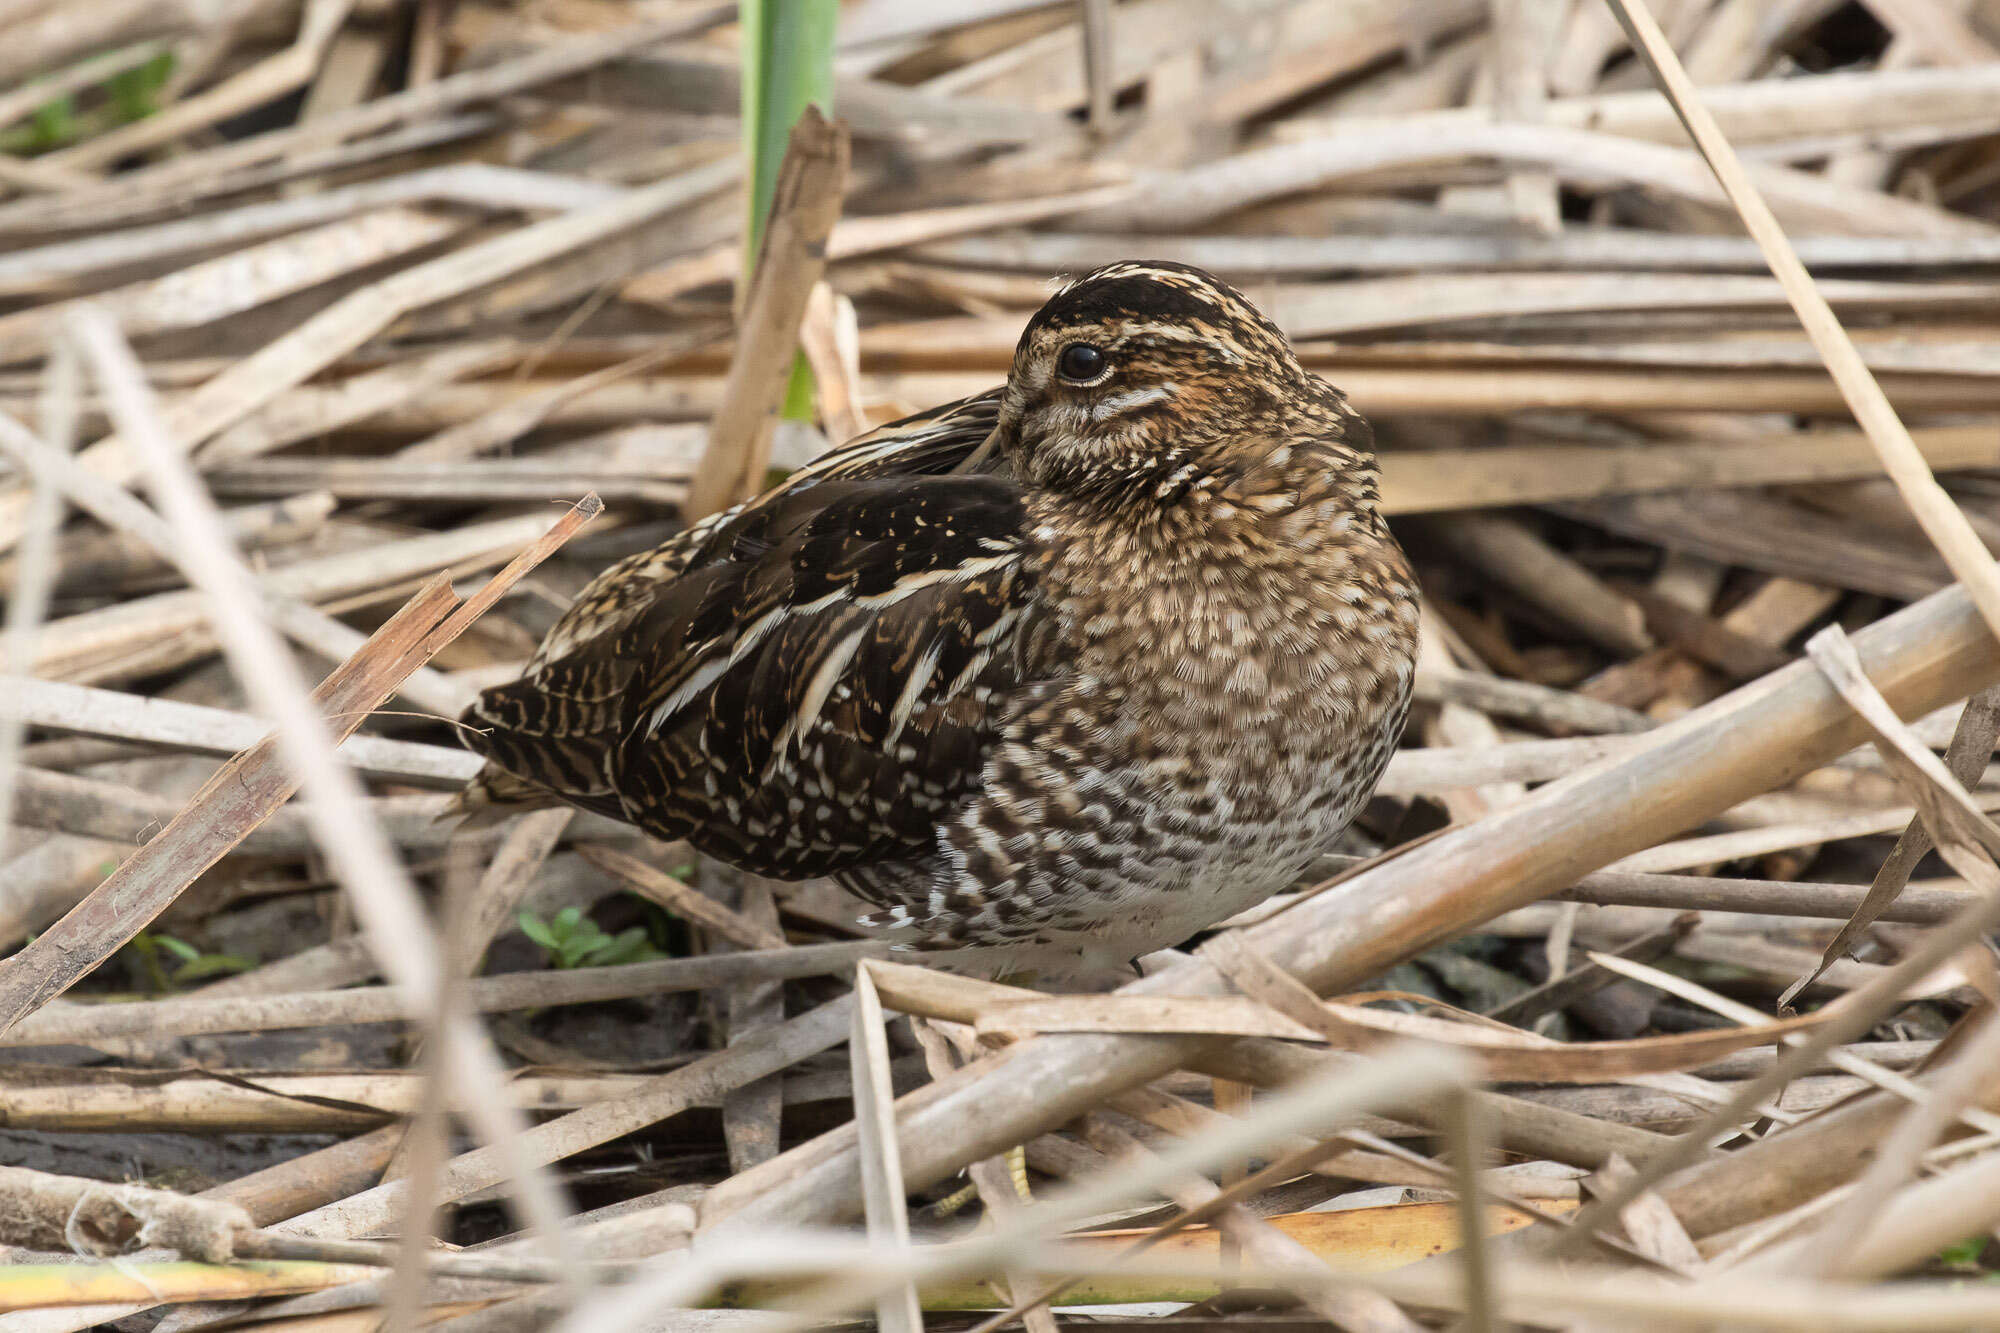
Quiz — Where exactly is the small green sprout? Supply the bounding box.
[517,906,667,970]
[125,931,256,992]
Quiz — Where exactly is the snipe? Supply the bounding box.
[456,262,1419,976]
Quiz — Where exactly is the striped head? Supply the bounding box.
[997,261,1334,499]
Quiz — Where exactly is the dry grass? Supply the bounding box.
[7,1,2000,1330]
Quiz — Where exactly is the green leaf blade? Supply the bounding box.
[740,0,836,426]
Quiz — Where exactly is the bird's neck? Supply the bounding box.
[1029,435,1414,726]
[1033,431,1388,555]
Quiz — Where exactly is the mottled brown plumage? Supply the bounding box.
[458,262,1418,973]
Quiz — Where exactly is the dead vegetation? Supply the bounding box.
[9,0,2000,1329]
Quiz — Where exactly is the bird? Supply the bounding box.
[454,261,1419,978]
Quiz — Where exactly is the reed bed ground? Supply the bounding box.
[8,1,2000,1329]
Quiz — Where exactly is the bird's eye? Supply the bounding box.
[1056,343,1108,383]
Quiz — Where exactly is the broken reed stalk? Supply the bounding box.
[282,995,857,1241]
[1782,683,2000,1003]
[702,580,2000,1232]
[1603,0,2000,644]
[1757,631,2000,1273]
[641,1046,1477,1332]
[0,344,76,867]
[0,5,737,235]
[0,156,738,558]
[683,106,852,519]
[578,843,791,950]
[0,677,485,786]
[1555,849,2000,1247]
[95,344,583,1281]
[0,1261,387,1312]
[0,941,885,1048]
[0,573,457,1032]
[0,309,604,1286]
[850,964,923,1333]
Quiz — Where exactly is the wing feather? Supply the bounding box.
[455,389,1004,819]
[457,406,1046,881]
[603,474,1044,877]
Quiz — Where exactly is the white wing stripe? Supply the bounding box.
[793,623,870,750]
[885,637,945,746]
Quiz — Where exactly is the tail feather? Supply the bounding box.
[440,762,569,829]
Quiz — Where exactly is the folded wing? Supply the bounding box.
[459,394,1052,882]
[454,389,1004,822]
